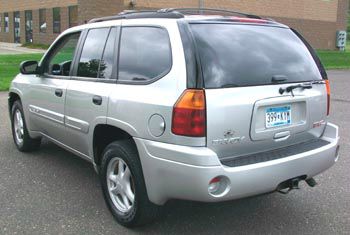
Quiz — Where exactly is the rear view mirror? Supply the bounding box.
[20,61,39,74]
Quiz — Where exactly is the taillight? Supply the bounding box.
[171,89,206,137]
[325,80,330,116]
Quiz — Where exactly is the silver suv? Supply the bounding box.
[8,9,340,227]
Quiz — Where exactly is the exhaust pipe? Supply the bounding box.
[277,176,317,194]
[305,177,317,187]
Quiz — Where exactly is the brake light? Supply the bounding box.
[228,17,270,24]
[171,89,206,137]
[325,80,330,115]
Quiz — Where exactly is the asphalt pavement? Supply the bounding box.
[0,70,349,234]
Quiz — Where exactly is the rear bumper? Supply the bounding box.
[134,123,339,205]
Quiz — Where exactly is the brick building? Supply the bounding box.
[0,0,348,49]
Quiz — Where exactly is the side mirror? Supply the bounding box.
[20,61,39,74]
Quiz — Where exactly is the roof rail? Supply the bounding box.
[88,10,183,23]
[160,8,261,19]
[88,8,261,23]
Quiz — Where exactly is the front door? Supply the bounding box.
[27,32,81,144]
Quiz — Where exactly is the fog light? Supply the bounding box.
[208,176,230,197]
[208,177,221,193]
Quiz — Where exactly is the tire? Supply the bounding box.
[11,100,41,152]
[100,140,161,227]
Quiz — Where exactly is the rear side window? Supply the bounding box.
[99,27,117,79]
[77,28,109,78]
[118,27,171,82]
[190,24,322,88]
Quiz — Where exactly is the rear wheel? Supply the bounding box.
[11,100,41,152]
[100,140,161,227]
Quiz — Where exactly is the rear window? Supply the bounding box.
[190,24,322,88]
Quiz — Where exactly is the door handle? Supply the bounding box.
[55,89,63,97]
[92,95,102,105]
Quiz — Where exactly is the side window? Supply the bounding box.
[77,28,110,78]
[99,27,117,79]
[44,32,81,76]
[118,27,171,82]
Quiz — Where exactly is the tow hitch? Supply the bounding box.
[277,176,317,194]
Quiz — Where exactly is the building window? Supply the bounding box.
[69,6,78,28]
[4,12,9,33]
[25,11,33,43]
[39,9,46,33]
[53,8,61,33]
[14,11,20,43]
[0,13,2,32]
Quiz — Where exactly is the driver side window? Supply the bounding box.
[44,32,81,76]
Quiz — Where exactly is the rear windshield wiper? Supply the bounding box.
[272,75,288,83]
[279,83,312,96]
[132,77,147,81]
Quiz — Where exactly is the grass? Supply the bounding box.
[21,43,50,50]
[0,42,349,91]
[0,53,43,91]
[316,41,350,69]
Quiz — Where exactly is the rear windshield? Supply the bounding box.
[190,24,322,88]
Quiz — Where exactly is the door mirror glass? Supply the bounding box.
[20,60,38,74]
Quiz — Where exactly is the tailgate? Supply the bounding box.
[206,83,327,159]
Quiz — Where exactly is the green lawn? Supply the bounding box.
[316,41,350,69]
[0,53,43,91]
[0,43,350,91]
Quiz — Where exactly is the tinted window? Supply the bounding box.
[118,27,171,82]
[25,10,33,43]
[69,6,78,28]
[99,27,117,79]
[77,28,109,78]
[14,11,20,43]
[39,9,46,33]
[45,32,80,76]
[190,24,322,88]
[4,13,9,33]
[53,8,60,33]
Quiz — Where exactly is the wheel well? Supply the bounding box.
[93,124,135,167]
[8,92,21,110]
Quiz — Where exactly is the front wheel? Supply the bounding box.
[100,140,161,227]
[11,100,41,152]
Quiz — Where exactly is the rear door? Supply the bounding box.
[190,23,328,159]
[64,27,118,156]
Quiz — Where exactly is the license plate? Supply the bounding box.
[266,106,291,128]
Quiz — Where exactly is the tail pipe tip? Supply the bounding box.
[277,176,317,194]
